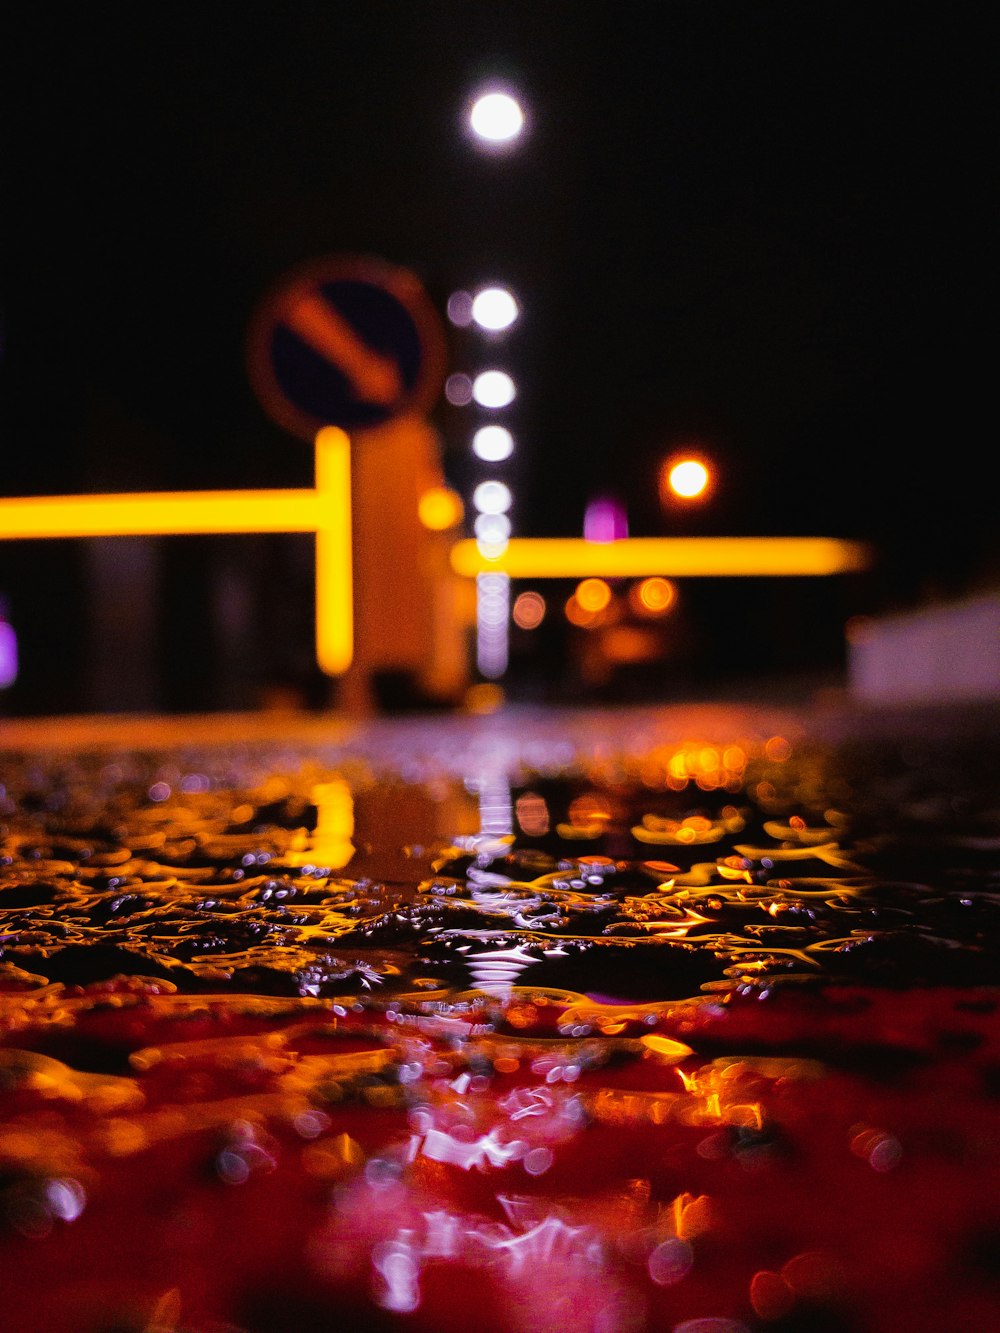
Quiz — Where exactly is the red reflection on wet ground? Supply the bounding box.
[1,703,998,1332]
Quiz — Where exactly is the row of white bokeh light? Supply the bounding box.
[452,89,527,679]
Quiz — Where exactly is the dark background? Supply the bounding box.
[2,4,994,714]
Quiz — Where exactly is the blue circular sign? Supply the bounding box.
[248,255,446,440]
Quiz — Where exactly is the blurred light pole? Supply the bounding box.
[456,82,528,688]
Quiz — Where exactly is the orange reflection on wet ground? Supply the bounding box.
[0,703,999,1331]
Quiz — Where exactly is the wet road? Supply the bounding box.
[2,694,1000,999]
[1,694,999,1332]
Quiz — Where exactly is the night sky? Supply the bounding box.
[2,5,995,711]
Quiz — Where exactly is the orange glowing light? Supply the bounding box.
[764,735,793,763]
[0,488,326,538]
[0,425,355,678]
[575,577,612,613]
[671,1192,713,1240]
[511,590,546,629]
[288,777,355,870]
[568,792,613,827]
[417,486,464,531]
[632,576,676,615]
[600,625,657,664]
[676,1067,700,1094]
[662,455,711,502]
[313,426,353,676]
[565,595,600,628]
[640,1035,694,1063]
[450,536,871,579]
[515,791,550,835]
[464,682,505,713]
[723,745,746,772]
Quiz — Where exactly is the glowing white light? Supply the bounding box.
[668,459,710,498]
[469,92,524,143]
[473,480,512,514]
[446,291,474,327]
[466,943,535,998]
[372,1238,421,1313]
[45,1178,86,1222]
[476,572,510,679]
[474,513,512,543]
[472,287,519,331]
[472,370,515,408]
[421,1125,522,1170]
[476,536,509,560]
[472,425,515,461]
[477,770,514,838]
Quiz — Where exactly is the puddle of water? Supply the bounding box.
[1,708,999,1331]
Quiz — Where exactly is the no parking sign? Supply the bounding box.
[246,254,447,441]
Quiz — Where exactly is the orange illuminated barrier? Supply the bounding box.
[450,536,872,580]
[0,426,354,677]
[1,429,872,687]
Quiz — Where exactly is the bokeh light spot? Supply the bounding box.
[469,92,525,143]
[632,576,676,615]
[445,373,474,406]
[764,735,792,763]
[512,590,546,629]
[473,480,513,514]
[576,577,612,613]
[464,682,505,713]
[661,456,711,502]
[584,495,628,543]
[472,371,516,408]
[418,487,464,531]
[446,291,474,326]
[472,425,515,461]
[472,287,519,331]
[474,513,512,544]
[565,594,601,628]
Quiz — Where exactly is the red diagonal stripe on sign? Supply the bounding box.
[283,292,404,406]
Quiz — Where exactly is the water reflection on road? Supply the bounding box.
[1,699,999,1332]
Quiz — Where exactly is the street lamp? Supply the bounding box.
[660,455,712,504]
[468,91,525,145]
[472,370,516,408]
[471,287,519,331]
[472,425,515,461]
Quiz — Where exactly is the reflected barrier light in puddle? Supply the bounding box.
[0,726,996,1331]
[308,777,357,871]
